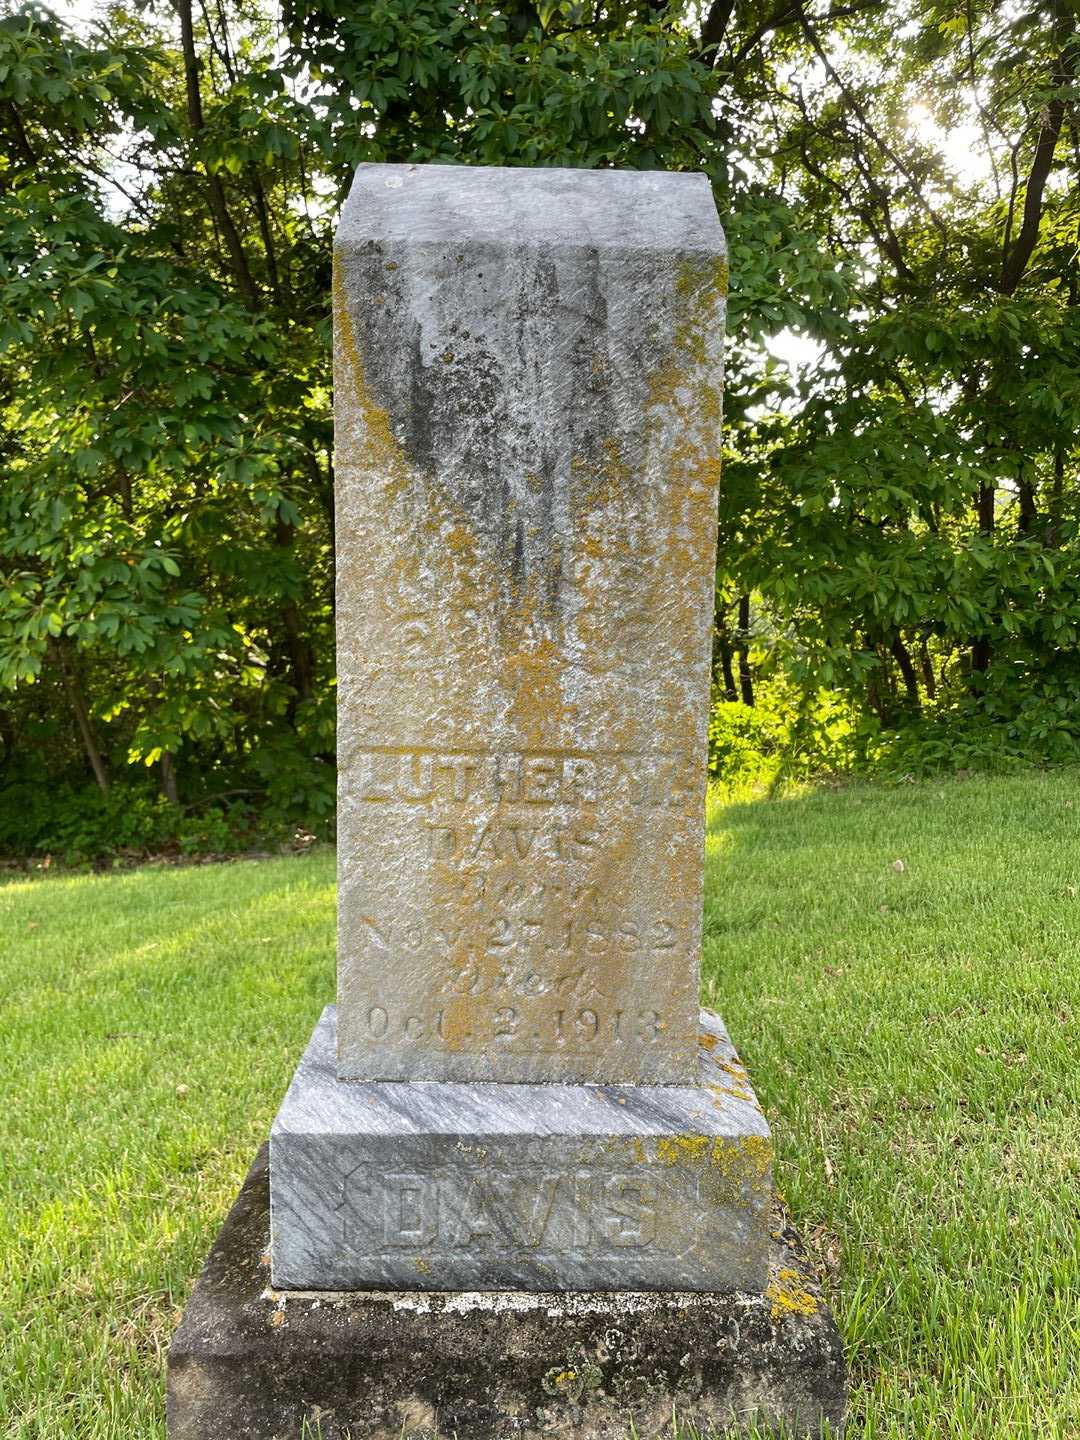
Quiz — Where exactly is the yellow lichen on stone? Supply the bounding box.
[717,1058,749,1082]
[503,631,575,748]
[656,1134,711,1166]
[766,1266,819,1323]
[709,1133,773,1180]
[674,253,729,302]
[333,260,408,491]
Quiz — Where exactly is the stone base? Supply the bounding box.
[168,1147,847,1439]
[270,1007,772,1292]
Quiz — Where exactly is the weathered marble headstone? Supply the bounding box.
[331,165,726,1087]
[169,162,848,1440]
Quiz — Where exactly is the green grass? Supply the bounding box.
[706,772,1080,1438]
[2,771,1079,1438]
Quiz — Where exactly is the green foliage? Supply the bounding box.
[708,681,861,790]
[4,0,1080,844]
[0,0,334,830]
[716,0,1080,765]
[866,680,1080,778]
[0,772,326,863]
[286,0,722,174]
[709,696,790,788]
[0,779,239,862]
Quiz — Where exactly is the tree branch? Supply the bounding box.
[3,100,36,168]
[695,0,736,64]
[198,0,236,84]
[172,0,259,308]
[798,2,948,241]
[731,0,885,69]
[998,37,1074,293]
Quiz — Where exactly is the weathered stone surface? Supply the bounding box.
[169,1146,848,1440]
[270,1006,770,1293]
[334,163,727,1084]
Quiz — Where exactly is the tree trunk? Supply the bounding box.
[971,480,995,688]
[0,707,14,773]
[282,600,315,703]
[890,635,921,711]
[712,608,738,701]
[865,651,887,725]
[249,167,282,302]
[174,0,259,308]
[1018,479,1037,534]
[718,638,738,702]
[51,639,109,793]
[505,0,540,41]
[1047,444,1065,546]
[161,750,180,805]
[919,638,937,701]
[275,515,316,707]
[736,594,754,707]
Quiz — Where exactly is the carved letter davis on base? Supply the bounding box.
[271,1005,770,1291]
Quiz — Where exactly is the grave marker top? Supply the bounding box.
[334,163,726,1084]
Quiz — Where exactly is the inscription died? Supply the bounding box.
[334,1167,662,1254]
[354,1002,666,1051]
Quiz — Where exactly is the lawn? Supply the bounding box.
[2,771,1079,1438]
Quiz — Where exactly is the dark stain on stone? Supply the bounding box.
[512,516,525,587]
[341,242,668,631]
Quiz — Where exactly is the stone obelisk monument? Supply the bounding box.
[167,164,847,1438]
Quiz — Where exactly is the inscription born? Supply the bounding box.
[360,910,678,961]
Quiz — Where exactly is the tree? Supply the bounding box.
[717,0,1080,760]
[0,0,336,819]
[4,0,1079,852]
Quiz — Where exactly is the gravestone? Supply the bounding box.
[167,163,847,1439]
[331,165,723,1089]
[271,163,770,1293]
